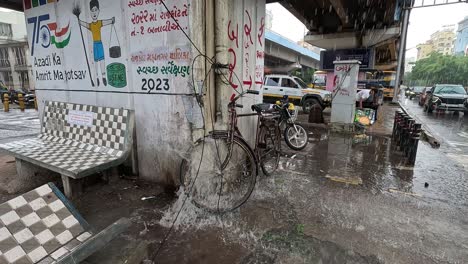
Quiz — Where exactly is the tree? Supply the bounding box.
[406,53,468,86]
[291,68,315,83]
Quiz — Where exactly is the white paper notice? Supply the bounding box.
[67,110,94,127]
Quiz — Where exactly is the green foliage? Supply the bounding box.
[296,224,305,236]
[291,68,316,84]
[406,53,468,87]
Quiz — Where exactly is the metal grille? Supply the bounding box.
[441,98,465,104]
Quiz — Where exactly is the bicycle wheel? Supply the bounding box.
[258,124,281,176]
[179,133,257,213]
[284,123,309,151]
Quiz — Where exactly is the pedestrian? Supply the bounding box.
[356,89,371,109]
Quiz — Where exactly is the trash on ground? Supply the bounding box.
[325,175,363,185]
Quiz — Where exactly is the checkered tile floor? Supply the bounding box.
[0,137,122,177]
[0,184,92,263]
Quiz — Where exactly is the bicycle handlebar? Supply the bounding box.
[246,90,259,95]
[230,89,260,104]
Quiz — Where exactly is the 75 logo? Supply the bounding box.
[28,14,51,56]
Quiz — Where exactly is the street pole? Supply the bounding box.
[393,6,410,103]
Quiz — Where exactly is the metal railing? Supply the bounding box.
[409,0,468,9]
[392,111,423,165]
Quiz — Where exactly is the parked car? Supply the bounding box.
[263,75,332,113]
[424,84,468,113]
[418,87,432,106]
[6,88,35,106]
[406,86,425,100]
[0,83,8,102]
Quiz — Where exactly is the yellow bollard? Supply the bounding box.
[34,96,38,111]
[3,94,9,112]
[18,93,25,112]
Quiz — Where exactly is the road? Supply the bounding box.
[399,95,468,170]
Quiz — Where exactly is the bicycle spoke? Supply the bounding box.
[181,134,257,213]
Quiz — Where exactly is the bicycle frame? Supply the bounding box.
[217,93,280,166]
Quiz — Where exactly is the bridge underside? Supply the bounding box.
[267,0,401,71]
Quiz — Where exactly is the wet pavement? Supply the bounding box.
[0,108,40,144]
[154,119,468,263]
[1,103,468,263]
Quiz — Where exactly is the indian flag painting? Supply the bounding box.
[23,0,59,10]
[40,22,71,49]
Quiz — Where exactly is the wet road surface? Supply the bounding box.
[400,96,468,154]
[156,125,468,264]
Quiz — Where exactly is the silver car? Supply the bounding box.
[424,84,468,113]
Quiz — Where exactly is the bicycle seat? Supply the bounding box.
[251,103,274,113]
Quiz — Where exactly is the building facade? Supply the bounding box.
[0,9,34,91]
[416,42,433,60]
[454,16,468,56]
[431,27,455,55]
[416,26,455,61]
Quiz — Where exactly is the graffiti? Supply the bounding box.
[244,10,254,49]
[256,51,264,59]
[226,12,265,90]
[255,16,266,89]
[227,48,238,89]
[258,17,265,47]
[242,10,254,89]
[255,65,264,79]
[228,20,239,49]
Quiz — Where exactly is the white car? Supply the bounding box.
[263,75,332,113]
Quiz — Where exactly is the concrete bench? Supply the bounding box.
[0,183,130,264]
[0,101,134,197]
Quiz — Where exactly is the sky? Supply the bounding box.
[266,2,468,58]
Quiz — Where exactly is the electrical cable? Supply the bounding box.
[151,0,248,261]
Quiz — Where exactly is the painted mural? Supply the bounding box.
[24,0,266,182]
[25,0,127,91]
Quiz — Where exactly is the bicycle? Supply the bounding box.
[179,89,282,213]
